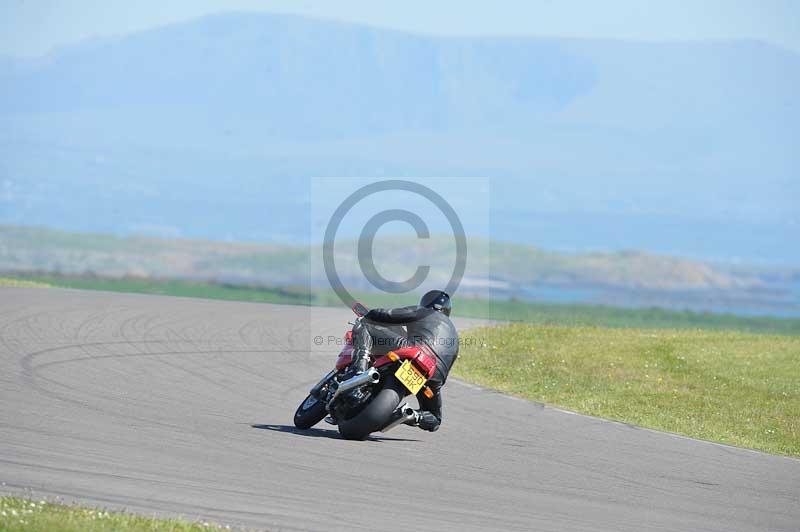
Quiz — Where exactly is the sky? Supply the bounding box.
[1,0,798,57]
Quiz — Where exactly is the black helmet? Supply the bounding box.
[420,290,451,316]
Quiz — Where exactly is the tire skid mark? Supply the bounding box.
[18,343,273,429]
[0,458,302,504]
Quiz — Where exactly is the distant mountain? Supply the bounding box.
[0,13,797,262]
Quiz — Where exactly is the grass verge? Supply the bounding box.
[4,272,799,335]
[0,497,229,531]
[0,277,52,288]
[456,324,800,456]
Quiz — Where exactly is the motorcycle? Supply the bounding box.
[293,302,438,440]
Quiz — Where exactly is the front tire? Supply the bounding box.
[338,377,407,440]
[294,394,327,429]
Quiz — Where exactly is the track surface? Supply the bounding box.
[1,287,798,531]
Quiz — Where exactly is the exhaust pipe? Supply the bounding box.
[381,403,416,433]
[331,367,380,403]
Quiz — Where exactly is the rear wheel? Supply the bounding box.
[293,394,327,429]
[338,377,408,440]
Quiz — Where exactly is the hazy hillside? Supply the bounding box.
[0,13,798,263]
[2,225,798,316]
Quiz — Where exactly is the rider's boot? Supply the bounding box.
[353,348,370,373]
[403,410,441,432]
[402,410,421,426]
[350,319,372,374]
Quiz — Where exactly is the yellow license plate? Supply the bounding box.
[395,359,426,395]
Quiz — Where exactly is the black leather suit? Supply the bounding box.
[353,305,459,431]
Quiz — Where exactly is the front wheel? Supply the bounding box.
[338,377,408,440]
[293,394,327,429]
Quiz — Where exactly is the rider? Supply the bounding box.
[351,290,458,432]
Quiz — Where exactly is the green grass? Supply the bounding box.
[0,497,230,531]
[4,272,799,335]
[455,324,800,456]
[0,277,52,288]
[2,273,312,306]
[452,297,800,335]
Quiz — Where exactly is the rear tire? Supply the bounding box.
[293,394,327,429]
[338,377,407,440]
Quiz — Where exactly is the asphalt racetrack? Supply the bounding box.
[1,287,798,531]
